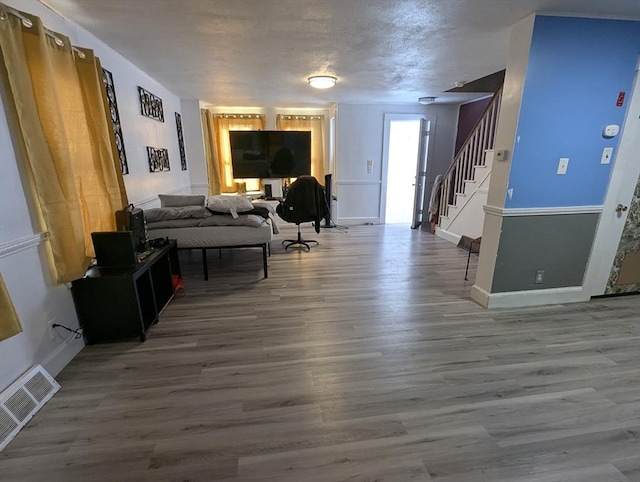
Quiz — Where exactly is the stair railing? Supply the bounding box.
[437,87,502,223]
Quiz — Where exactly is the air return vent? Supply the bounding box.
[0,365,60,451]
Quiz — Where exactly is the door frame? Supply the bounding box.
[380,113,436,225]
[583,57,640,296]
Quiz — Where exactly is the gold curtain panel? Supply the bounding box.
[0,3,128,283]
[0,274,22,341]
[201,111,265,194]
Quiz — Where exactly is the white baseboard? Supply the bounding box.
[435,227,462,245]
[42,334,84,379]
[337,217,380,225]
[470,284,490,307]
[471,284,589,308]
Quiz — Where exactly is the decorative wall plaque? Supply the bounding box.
[146,147,170,172]
[138,86,164,122]
[175,112,187,171]
[102,68,129,174]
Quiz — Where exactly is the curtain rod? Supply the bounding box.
[213,113,263,119]
[278,115,323,120]
[0,5,86,58]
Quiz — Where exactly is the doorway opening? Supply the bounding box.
[384,119,421,224]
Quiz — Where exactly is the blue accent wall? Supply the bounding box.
[506,16,640,209]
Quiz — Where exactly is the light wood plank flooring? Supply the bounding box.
[1,224,638,481]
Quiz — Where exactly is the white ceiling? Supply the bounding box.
[41,0,640,107]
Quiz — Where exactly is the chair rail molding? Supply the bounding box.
[483,204,604,217]
[0,233,48,259]
[133,184,193,209]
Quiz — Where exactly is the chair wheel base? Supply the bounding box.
[281,224,319,251]
[282,239,318,251]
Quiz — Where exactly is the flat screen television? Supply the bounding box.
[229,130,311,179]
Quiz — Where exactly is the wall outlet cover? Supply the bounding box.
[601,147,613,164]
[557,158,569,175]
[494,149,508,161]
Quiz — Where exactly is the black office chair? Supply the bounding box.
[276,176,328,251]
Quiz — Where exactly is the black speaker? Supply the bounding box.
[115,204,148,251]
[91,231,137,268]
[264,184,273,199]
[324,174,333,227]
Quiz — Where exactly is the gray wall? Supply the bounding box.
[491,213,599,292]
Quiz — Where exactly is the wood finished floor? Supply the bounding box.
[1,224,639,482]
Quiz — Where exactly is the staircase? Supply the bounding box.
[435,87,502,244]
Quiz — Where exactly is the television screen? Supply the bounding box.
[229,130,311,179]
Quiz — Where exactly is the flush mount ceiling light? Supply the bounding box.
[308,75,337,89]
[418,96,437,104]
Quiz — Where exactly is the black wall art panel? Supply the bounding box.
[138,86,164,122]
[102,68,129,174]
[175,112,187,171]
[146,147,170,172]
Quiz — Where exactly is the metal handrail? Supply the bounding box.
[437,87,502,222]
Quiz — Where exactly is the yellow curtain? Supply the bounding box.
[201,109,221,195]
[0,274,22,341]
[276,115,325,180]
[202,113,265,193]
[0,4,127,283]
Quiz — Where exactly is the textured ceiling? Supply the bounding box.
[40,0,640,107]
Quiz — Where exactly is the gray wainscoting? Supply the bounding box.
[492,213,600,293]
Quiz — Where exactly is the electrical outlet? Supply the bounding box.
[557,158,569,175]
[601,147,613,164]
[534,270,545,284]
[48,318,57,341]
[494,149,509,161]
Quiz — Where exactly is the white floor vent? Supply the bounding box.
[0,365,60,451]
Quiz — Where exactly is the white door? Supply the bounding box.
[411,118,431,229]
[381,114,435,225]
[583,58,640,296]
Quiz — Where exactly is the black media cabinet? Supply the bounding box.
[71,240,180,344]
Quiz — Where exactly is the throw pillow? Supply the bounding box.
[159,194,206,208]
[144,206,209,223]
[206,195,254,219]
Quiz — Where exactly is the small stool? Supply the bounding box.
[465,236,482,280]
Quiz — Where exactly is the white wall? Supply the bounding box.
[181,99,208,195]
[335,103,458,223]
[0,0,188,391]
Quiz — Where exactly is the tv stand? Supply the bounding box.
[71,241,180,343]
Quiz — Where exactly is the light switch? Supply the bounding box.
[367,159,373,173]
[557,158,569,175]
[601,147,613,164]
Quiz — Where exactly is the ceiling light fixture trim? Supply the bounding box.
[308,75,337,89]
[418,96,437,104]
